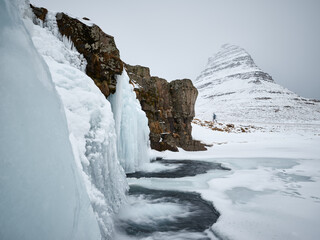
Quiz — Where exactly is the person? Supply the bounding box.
[213,113,216,122]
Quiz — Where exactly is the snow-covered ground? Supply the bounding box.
[134,123,320,240]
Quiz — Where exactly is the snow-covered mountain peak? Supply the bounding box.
[207,44,255,69]
[194,44,320,124]
[196,44,274,89]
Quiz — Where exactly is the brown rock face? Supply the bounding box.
[55,12,123,97]
[30,4,48,22]
[125,64,206,151]
[30,5,123,97]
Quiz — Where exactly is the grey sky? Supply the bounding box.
[31,0,320,99]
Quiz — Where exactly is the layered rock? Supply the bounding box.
[194,44,320,124]
[126,64,206,151]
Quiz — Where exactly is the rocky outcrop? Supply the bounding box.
[30,4,48,22]
[55,13,123,97]
[31,5,205,151]
[31,5,123,97]
[126,64,206,151]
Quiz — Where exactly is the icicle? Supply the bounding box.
[109,70,151,173]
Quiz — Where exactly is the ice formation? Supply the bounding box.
[109,71,151,173]
[29,7,128,239]
[2,0,152,238]
[0,0,101,239]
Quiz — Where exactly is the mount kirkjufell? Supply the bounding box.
[194,44,320,124]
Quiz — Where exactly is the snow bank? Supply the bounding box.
[0,0,101,239]
[109,71,151,173]
[29,8,128,239]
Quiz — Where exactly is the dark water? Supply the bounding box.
[117,159,227,239]
[127,159,230,178]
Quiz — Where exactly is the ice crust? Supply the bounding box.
[0,0,101,239]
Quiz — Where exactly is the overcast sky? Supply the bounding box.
[31,0,320,99]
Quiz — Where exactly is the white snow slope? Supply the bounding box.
[0,0,101,239]
[194,44,320,124]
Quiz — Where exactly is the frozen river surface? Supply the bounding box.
[118,157,320,240]
[115,122,320,240]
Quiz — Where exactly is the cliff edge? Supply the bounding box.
[125,64,206,151]
[31,5,205,151]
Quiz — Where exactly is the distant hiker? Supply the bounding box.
[213,113,216,122]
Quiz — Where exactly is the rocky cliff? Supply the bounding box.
[31,4,123,97]
[31,5,205,151]
[125,64,206,151]
[55,13,123,97]
[194,44,320,124]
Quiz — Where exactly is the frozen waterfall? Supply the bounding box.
[29,8,128,239]
[0,0,101,239]
[1,0,152,238]
[109,71,151,173]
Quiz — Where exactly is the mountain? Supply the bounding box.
[194,44,320,124]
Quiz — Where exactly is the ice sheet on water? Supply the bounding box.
[0,0,100,239]
[200,157,320,240]
[225,187,276,204]
[140,158,320,240]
